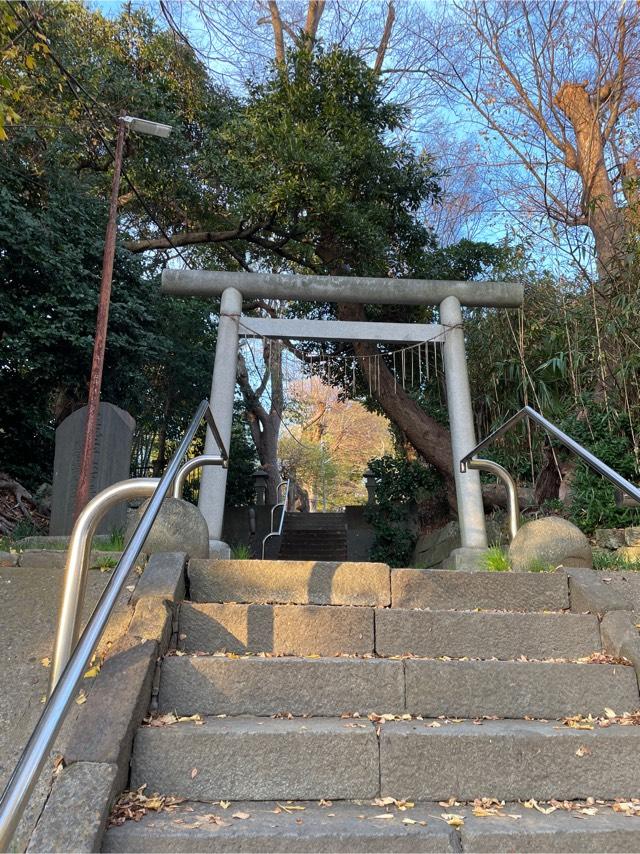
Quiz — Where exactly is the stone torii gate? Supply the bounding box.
[161,270,524,561]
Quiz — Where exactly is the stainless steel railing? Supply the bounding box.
[172,454,225,500]
[460,405,640,539]
[0,399,226,849]
[262,479,290,559]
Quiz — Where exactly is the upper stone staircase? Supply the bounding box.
[278,513,348,561]
[103,559,640,853]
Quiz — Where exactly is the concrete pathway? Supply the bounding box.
[0,560,136,850]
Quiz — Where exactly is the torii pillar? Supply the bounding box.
[162,271,524,561]
[200,286,242,556]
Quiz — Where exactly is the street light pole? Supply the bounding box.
[73,115,172,520]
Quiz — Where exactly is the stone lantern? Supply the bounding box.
[363,468,376,505]
[253,467,269,506]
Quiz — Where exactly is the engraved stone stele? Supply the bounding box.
[49,403,135,536]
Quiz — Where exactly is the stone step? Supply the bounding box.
[278,542,348,561]
[103,800,459,853]
[380,718,640,800]
[403,658,639,719]
[157,655,639,720]
[179,603,374,656]
[284,513,346,530]
[376,608,601,660]
[392,568,569,611]
[130,717,379,802]
[130,716,639,805]
[103,800,640,853]
[187,560,389,606]
[158,655,404,717]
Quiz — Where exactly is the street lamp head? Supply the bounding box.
[122,115,173,138]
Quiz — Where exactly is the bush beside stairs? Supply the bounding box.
[101,559,640,853]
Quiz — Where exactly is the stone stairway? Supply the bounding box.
[103,560,640,853]
[278,512,348,561]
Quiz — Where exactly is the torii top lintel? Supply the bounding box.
[161,270,523,309]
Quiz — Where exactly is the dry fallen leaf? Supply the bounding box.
[190,768,198,779]
[402,817,417,825]
[575,746,591,757]
[441,814,464,827]
[604,707,617,719]
[232,811,250,820]
[75,690,87,705]
[220,801,231,809]
[40,657,50,668]
[372,814,394,820]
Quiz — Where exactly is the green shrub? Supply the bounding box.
[230,543,252,560]
[561,403,640,534]
[482,546,511,572]
[365,455,444,567]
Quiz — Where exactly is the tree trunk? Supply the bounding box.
[152,420,167,477]
[336,302,457,509]
[238,340,283,504]
[554,82,627,284]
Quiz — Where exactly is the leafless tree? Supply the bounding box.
[401,1,640,289]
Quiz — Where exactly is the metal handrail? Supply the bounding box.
[49,477,159,692]
[461,405,640,526]
[466,458,520,540]
[262,479,290,559]
[172,454,226,500]
[0,399,219,849]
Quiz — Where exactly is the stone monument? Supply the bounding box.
[49,402,135,536]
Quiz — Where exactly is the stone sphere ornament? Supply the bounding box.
[508,516,592,572]
[125,496,209,559]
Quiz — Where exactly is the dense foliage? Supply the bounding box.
[366,454,445,567]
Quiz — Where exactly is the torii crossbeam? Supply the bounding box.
[162,270,524,559]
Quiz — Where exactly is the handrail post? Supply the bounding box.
[172,455,225,500]
[49,477,159,694]
[464,458,519,541]
[262,480,290,559]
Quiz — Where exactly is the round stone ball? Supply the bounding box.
[125,496,209,559]
[508,516,592,572]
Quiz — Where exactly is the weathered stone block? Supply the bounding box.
[103,800,460,853]
[595,528,627,550]
[600,610,640,684]
[0,551,18,567]
[128,597,172,651]
[380,719,640,800]
[27,761,119,853]
[460,806,640,853]
[188,559,390,606]
[50,402,134,536]
[625,527,640,547]
[159,655,404,716]
[375,608,600,660]
[132,552,186,604]
[179,603,374,656]
[64,640,158,790]
[131,717,379,800]
[404,658,638,719]
[391,568,568,611]
[568,567,640,614]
